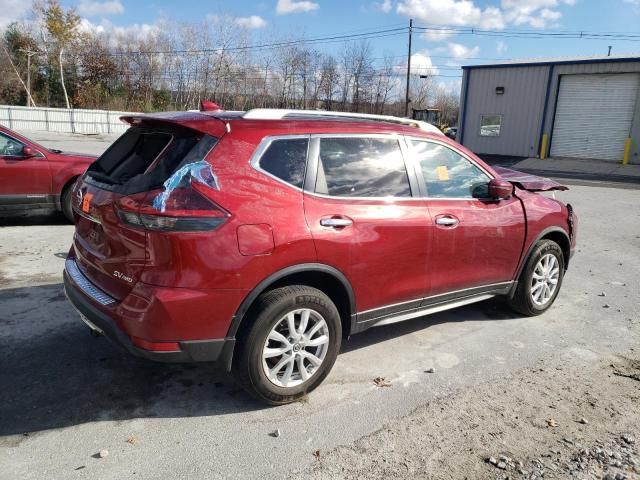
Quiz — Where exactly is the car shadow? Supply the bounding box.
[0,283,522,436]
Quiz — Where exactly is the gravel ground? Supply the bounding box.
[0,134,638,479]
[291,349,640,480]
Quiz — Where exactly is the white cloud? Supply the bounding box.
[446,42,479,59]
[496,40,508,54]
[0,0,33,29]
[276,0,320,14]
[408,52,440,75]
[78,18,160,45]
[78,0,124,17]
[376,0,393,12]
[397,0,506,29]
[234,15,267,29]
[501,0,572,28]
[397,0,576,32]
[421,28,455,42]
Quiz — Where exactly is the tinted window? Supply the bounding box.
[410,140,490,199]
[259,138,308,188]
[0,133,24,156]
[316,137,410,197]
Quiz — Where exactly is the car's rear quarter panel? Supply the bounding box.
[139,125,318,292]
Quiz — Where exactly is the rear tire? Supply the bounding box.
[61,183,75,223]
[508,239,564,316]
[233,285,342,405]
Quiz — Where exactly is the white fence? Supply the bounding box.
[0,105,138,134]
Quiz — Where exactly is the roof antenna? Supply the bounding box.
[607,46,612,56]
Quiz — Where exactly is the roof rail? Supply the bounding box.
[242,109,443,135]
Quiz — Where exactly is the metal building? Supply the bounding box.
[457,55,640,164]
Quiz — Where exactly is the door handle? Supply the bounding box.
[320,217,353,228]
[435,215,459,227]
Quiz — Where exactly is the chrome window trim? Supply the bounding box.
[249,134,311,193]
[404,135,496,201]
[65,258,116,307]
[302,191,421,202]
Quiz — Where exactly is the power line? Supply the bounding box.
[414,25,640,41]
[105,27,409,56]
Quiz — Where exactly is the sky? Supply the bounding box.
[1,0,639,93]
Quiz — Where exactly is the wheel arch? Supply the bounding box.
[515,227,571,280]
[227,263,356,348]
[509,227,570,300]
[57,175,80,210]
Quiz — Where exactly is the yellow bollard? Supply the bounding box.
[622,137,631,165]
[540,133,548,160]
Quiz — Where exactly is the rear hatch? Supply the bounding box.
[71,116,225,301]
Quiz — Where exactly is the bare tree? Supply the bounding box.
[35,0,81,109]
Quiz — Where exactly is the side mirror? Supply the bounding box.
[488,178,513,200]
[22,146,36,158]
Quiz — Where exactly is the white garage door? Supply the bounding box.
[551,73,639,161]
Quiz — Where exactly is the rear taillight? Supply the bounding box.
[115,185,228,232]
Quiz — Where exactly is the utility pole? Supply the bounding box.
[607,46,612,56]
[404,18,413,117]
[19,48,37,107]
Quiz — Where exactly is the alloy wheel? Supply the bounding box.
[261,308,330,388]
[531,253,560,306]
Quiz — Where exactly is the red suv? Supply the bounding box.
[63,108,577,404]
[0,125,96,221]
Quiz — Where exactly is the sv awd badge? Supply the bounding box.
[113,271,133,283]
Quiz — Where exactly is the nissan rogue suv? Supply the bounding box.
[63,108,577,404]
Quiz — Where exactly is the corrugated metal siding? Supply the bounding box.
[0,105,136,134]
[461,66,549,157]
[550,73,640,161]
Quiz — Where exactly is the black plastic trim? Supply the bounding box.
[0,194,57,208]
[355,282,513,332]
[226,263,356,339]
[513,227,571,282]
[63,271,232,363]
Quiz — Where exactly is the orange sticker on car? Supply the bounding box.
[82,193,93,213]
[436,166,449,181]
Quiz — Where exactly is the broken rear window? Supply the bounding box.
[85,125,218,194]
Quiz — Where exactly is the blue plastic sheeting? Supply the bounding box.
[152,160,219,212]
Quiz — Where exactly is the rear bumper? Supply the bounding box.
[63,268,235,365]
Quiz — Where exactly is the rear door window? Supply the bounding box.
[315,137,411,197]
[258,138,308,189]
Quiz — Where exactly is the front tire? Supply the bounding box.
[508,239,565,316]
[234,285,342,405]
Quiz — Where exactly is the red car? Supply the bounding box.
[0,126,96,221]
[63,108,577,404]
